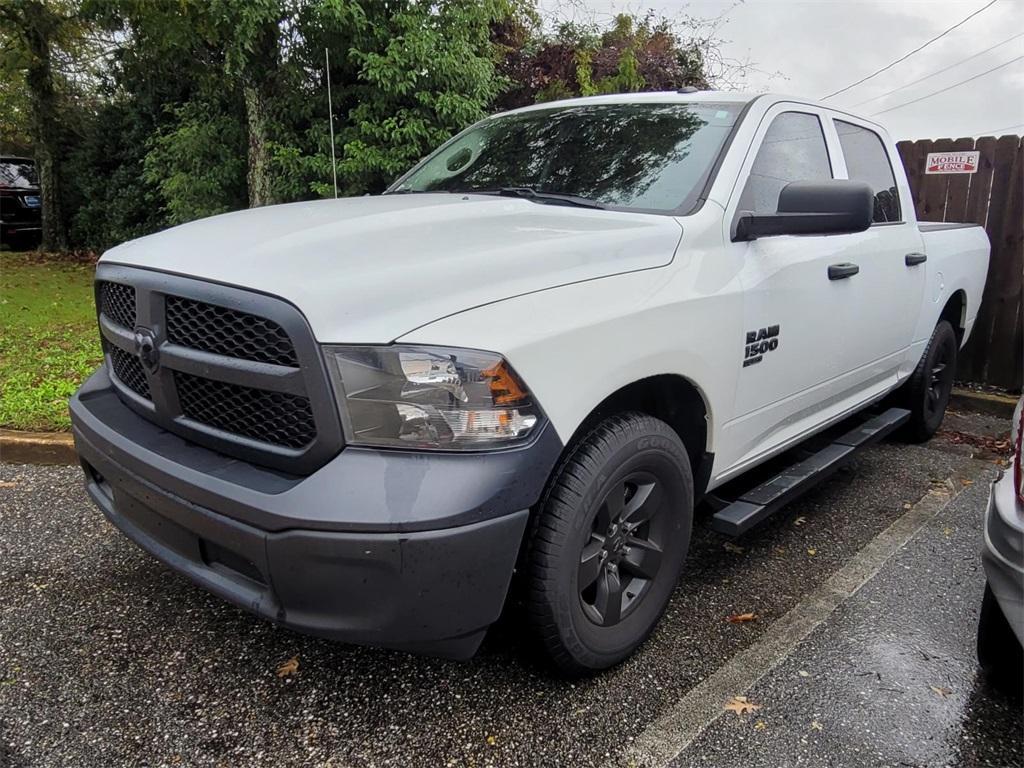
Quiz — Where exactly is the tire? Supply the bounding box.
[902,320,957,442]
[525,412,693,675]
[977,582,1023,699]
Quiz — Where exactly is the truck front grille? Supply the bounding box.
[109,345,150,399]
[94,269,343,474]
[99,281,137,329]
[175,372,316,449]
[166,296,299,367]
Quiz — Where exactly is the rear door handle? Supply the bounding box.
[905,252,927,266]
[828,263,860,280]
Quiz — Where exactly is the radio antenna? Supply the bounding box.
[326,47,338,198]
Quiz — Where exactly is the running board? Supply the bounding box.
[711,407,911,537]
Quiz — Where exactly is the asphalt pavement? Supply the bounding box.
[0,412,1020,768]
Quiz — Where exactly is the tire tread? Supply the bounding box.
[524,412,691,674]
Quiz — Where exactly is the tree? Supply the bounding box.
[493,12,715,111]
[332,0,512,194]
[0,1,731,251]
[0,0,88,249]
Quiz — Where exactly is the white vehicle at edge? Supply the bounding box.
[71,91,990,674]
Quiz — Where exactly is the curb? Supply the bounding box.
[949,388,1018,419]
[0,429,77,466]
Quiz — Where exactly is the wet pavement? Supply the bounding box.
[669,474,1021,768]
[0,414,1020,768]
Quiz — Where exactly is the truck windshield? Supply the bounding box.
[391,102,743,213]
[0,159,39,189]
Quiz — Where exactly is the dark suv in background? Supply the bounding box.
[0,156,42,248]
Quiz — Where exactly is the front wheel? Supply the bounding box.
[903,320,958,442]
[524,412,693,675]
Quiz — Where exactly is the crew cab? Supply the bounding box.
[70,92,990,674]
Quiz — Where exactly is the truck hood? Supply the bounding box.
[102,194,682,342]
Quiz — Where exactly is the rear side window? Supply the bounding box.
[835,120,901,223]
[738,112,832,214]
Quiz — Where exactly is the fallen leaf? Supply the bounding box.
[0,481,17,488]
[943,527,953,537]
[754,720,767,731]
[807,548,817,556]
[793,516,807,527]
[936,429,1013,457]
[723,542,745,554]
[276,655,299,678]
[961,479,974,487]
[486,735,497,747]
[930,685,952,698]
[727,612,758,624]
[724,695,761,716]
[798,670,810,678]
[810,720,823,731]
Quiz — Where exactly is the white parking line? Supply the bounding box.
[622,465,985,768]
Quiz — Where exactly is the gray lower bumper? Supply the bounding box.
[70,368,562,658]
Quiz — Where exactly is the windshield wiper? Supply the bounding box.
[456,186,607,210]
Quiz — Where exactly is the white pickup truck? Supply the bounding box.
[71,91,989,674]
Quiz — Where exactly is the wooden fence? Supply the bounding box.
[896,135,1023,392]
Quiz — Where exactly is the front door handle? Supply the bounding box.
[905,252,927,266]
[828,263,860,280]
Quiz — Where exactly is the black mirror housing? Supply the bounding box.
[734,180,874,241]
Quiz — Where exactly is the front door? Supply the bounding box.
[718,106,871,477]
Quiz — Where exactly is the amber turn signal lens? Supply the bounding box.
[483,359,530,406]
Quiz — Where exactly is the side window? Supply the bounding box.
[738,112,832,214]
[835,120,901,223]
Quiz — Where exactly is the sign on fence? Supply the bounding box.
[897,135,1023,391]
[925,150,980,174]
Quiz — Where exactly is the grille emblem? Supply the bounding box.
[133,328,160,374]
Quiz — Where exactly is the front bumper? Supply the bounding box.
[70,367,562,658]
[981,467,1024,647]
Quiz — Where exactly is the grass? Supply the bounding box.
[1,252,102,431]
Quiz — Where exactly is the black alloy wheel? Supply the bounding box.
[904,320,958,442]
[578,471,668,627]
[924,331,956,423]
[525,412,693,675]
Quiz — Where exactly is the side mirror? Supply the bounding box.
[734,180,874,241]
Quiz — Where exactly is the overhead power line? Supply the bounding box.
[821,0,999,100]
[851,31,1024,107]
[871,54,1024,115]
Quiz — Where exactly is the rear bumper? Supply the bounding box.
[70,367,561,658]
[981,468,1024,647]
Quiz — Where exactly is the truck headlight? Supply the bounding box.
[324,345,542,450]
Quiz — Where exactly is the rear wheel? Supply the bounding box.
[903,320,957,442]
[525,412,693,675]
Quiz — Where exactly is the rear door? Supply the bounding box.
[828,116,926,384]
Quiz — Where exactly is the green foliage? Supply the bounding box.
[66,100,163,246]
[336,0,510,194]
[0,252,101,431]
[496,12,709,110]
[143,101,248,225]
[1,1,719,250]
[0,65,32,152]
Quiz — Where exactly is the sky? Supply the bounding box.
[538,0,1024,140]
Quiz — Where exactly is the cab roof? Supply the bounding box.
[495,90,886,133]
